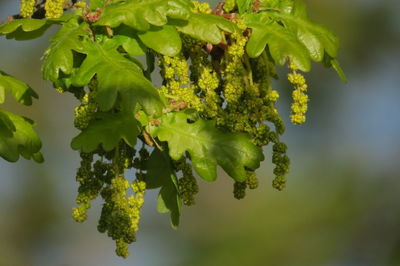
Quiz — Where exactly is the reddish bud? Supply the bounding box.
[206,43,213,53]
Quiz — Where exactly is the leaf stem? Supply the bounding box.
[243,55,253,86]
[261,51,272,91]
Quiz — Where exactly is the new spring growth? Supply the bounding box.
[20,0,36,18]
[288,62,309,125]
[45,0,65,19]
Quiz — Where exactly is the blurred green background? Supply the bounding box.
[1,0,399,265]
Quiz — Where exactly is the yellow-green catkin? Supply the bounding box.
[158,54,203,111]
[20,0,36,18]
[246,171,259,189]
[197,66,220,118]
[233,181,247,199]
[129,180,146,232]
[177,159,199,206]
[288,63,309,125]
[182,35,221,119]
[74,93,97,130]
[223,0,236,13]
[45,0,65,19]
[191,1,212,14]
[116,239,129,258]
[222,31,247,104]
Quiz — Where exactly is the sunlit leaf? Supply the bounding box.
[71,112,140,152]
[95,0,192,31]
[42,19,89,83]
[244,14,311,71]
[149,112,264,182]
[0,71,38,105]
[0,109,42,162]
[138,25,182,56]
[264,0,339,61]
[71,38,163,115]
[0,14,76,40]
[173,13,239,44]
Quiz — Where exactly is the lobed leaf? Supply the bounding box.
[237,0,253,14]
[157,182,181,228]
[0,109,42,163]
[324,55,347,82]
[0,110,16,135]
[71,38,164,115]
[113,26,147,57]
[265,0,339,62]
[0,18,48,40]
[146,148,181,228]
[95,0,192,32]
[172,13,239,44]
[0,71,38,105]
[138,25,182,56]
[71,112,140,153]
[149,112,264,182]
[245,19,311,71]
[42,19,89,83]
[0,14,76,41]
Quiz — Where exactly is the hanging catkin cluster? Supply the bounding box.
[20,0,36,18]
[157,4,308,196]
[4,0,344,259]
[44,0,65,18]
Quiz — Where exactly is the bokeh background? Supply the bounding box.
[1,0,399,265]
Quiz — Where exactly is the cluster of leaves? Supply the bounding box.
[0,71,42,163]
[0,0,344,257]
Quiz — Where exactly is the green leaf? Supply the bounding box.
[135,110,149,127]
[145,148,168,189]
[114,26,147,57]
[149,112,264,182]
[0,18,49,40]
[0,15,76,41]
[71,38,163,115]
[118,35,146,56]
[42,19,89,83]
[138,25,182,56]
[264,2,339,61]
[157,180,181,228]
[324,55,347,82]
[278,0,295,14]
[0,109,42,162]
[0,71,38,105]
[90,0,108,9]
[244,16,311,71]
[0,110,16,134]
[330,59,347,82]
[172,13,239,44]
[237,0,253,14]
[146,148,181,228]
[290,0,306,17]
[71,112,140,152]
[95,0,192,31]
[243,11,273,26]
